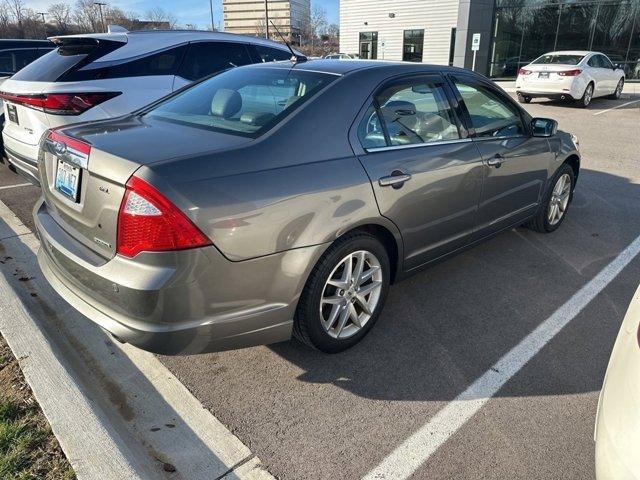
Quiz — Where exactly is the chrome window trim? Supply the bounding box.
[365,137,472,153]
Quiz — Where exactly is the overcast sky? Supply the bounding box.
[27,0,340,30]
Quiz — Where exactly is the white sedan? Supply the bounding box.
[515,51,625,107]
[595,283,640,479]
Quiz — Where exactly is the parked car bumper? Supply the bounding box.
[34,197,328,355]
[594,284,640,480]
[516,76,587,100]
[3,131,40,185]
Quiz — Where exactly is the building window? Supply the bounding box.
[489,0,640,80]
[449,28,457,66]
[359,32,378,59]
[403,29,425,62]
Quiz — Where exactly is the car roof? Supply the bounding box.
[50,29,293,63]
[249,58,470,76]
[542,51,593,56]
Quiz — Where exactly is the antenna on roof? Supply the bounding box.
[269,20,307,63]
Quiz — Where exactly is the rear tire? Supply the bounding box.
[524,163,575,233]
[607,78,624,99]
[293,232,390,353]
[517,93,532,104]
[576,83,594,108]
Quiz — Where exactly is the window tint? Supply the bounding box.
[532,54,584,65]
[178,42,253,81]
[587,56,599,67]
[599,55,614,69]
[455,80,525,138]
[362,79,459,147]
[11,40,122,82]
[0,49,39,74]
[66,45,186,81]
[254,45,291,62]
[145,67,336,138]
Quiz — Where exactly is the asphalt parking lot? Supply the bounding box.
[0,92,638,479]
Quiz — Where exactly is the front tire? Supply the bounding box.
[293,232,390,353]
[577,83,594,108]
[525,163,575,233]
[607,78,624,99]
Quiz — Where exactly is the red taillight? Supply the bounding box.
[46,130,91,156]
[518,68,533,76]
[0,91,120,115]
[117,176,211,258]
[558,69,582,77]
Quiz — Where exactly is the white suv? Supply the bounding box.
[0,28,294,184]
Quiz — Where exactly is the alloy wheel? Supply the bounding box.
[320,250,383,339]
[583,85,593,106]
[548,173,571,226]
[615,79,624,98]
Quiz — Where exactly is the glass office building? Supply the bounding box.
[490,0,640,80]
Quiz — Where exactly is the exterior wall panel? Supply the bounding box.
[340,0,460,64]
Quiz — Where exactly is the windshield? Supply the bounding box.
[531,54,584,65]
[145,66,338,138]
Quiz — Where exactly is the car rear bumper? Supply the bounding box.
[516,75,588,100]
[34,198,328,355]
[594,285,640,480]
[2,131,40,185]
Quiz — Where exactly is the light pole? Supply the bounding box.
[264,0,269,39]
[37,12,45,38]
[94,2,106,33]
[209,0,214,31]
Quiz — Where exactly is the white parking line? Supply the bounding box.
[593,99,640,116]
[364,233,640,480]
[0,182,32,190]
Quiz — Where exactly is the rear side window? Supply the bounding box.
[359,78,460,148]
[178,42,253,81]
[454,80,525,138]
[254,45,291,63]
[11,40,122,82]
[65,45,187,81]
[0,49,39,74]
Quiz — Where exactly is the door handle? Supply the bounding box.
[379,173,412,188]
[487,154,504,168]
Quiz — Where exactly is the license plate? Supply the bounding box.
[538,72,550,79]
[55,159,81,202]
[6,104,18,124]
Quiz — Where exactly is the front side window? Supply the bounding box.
[145,67,337,138]
[358,78,460,148]
[254,45,291,62]
[403,29,425,62]
[454,80,525,138]
[178,42,253,81]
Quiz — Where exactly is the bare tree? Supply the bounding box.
[255,18,266,37]
[47,2,72,34]
[0,2,12,38]
[73,0,101,32]
[5,0,25,37]
[145,6,177,29]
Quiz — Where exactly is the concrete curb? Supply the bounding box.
[0,199,274,480]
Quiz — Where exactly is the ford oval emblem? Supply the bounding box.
[52,141,66,155]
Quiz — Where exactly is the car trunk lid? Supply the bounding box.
[40,116,252,260]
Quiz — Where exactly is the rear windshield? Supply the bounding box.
[144,66,338,138]
[531,54,584,65]
[11,39,122,82]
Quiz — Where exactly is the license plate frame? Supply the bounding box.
[538,72,550,79]
[55,159,82,202]
[6,104,19,124]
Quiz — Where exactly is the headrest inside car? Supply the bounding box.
[211,89,242,119]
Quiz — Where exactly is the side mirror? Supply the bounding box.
[531,118,558,137]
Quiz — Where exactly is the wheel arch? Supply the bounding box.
[563,154,580,184]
